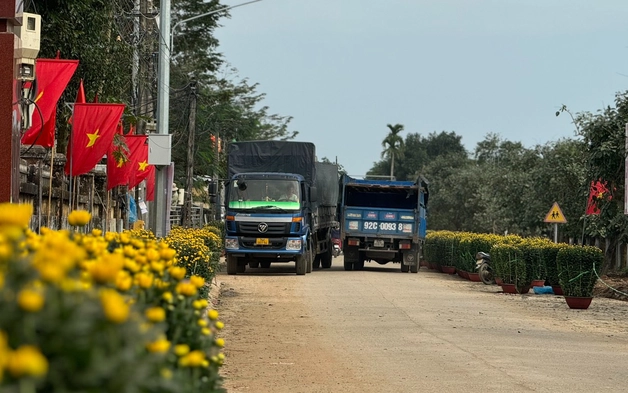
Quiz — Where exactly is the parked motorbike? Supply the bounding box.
[333,243,341,258]
[331,238,342,258]
[475,251,494,285]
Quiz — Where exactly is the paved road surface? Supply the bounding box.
[216,257,628,393]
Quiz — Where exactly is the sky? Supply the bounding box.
[214,0,628,177]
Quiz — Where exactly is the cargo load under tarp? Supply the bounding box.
[314,162,339,207]
[228,141,316,184]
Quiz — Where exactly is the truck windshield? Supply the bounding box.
[228,179,301,210]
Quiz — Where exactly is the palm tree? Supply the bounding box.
[381,123,405,180]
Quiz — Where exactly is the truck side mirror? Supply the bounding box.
[310,186,318,203]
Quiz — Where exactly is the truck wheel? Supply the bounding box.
[343,261,353,271]
[321,248,333,269]
[249,261,259,269]
[227,255,238,275]
[353,253,365,271]
[313,255,321,269]
[401,263,409,273]
[410,263,419,273]
[236,264,246,273]
[260,261,271,269]
[306,247,313,273]
[296,253,307,275]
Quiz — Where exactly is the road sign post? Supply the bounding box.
[543,202,567,243]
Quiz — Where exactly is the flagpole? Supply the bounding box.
[47,143,55,229]
[68,126,73,217]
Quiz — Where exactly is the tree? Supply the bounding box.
[381,123,405,180]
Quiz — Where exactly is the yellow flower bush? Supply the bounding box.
[0,206,227,392]
[67,210,91,227]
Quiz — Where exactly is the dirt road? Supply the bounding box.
[215,257,628,393]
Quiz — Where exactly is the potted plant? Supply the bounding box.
[556,245,604,309]
[541,243,565,295]
[521,239,547,287]
[492,243,529,293]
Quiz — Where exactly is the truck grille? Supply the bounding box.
[240,237,287,249]
[238,222,289,235]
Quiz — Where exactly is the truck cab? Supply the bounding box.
[224,173,313,275]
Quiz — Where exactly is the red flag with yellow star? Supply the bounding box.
[126,134,155,201]
[21,59,79,147]
[145,165,155,201]
[128,135,152,189]
[65,103,125,176]
[106,128,142,190]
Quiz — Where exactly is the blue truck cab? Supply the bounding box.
[339,175,429,273]
[224,141,338,275]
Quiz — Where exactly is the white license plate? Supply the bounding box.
[374,239,384,247]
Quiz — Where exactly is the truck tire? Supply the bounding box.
[401,263,409,273]
[410,263,419,273]
[321,248,333,269]
[313,255,321,269]
[343,261,353,271]
[249,261,259,269]
[306,245,313,273]
[296,253,307,275]
[227,255,238,275]
[236,264,246,273]
[353,253,365,270]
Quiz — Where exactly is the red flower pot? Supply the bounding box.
[501,283,530,294]
[531,279,546,287]
[467,272,481,282]
[551,285,564,295]
[564,296,593,309]
[501,283,517,294]
[441,266,456,274]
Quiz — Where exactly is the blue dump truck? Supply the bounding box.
[223,141,339,275]
[339,175,429,273]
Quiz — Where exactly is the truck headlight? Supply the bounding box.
[225,238,239,249]
[286,239,302,250]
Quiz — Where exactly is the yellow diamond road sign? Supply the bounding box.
[544,202,567,224]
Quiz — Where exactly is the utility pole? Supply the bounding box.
[183,81,196,227]
[151,0,170,238]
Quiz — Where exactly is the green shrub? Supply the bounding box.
[556,245,603,297]
[492,243,528,292]
[540,243,565,286]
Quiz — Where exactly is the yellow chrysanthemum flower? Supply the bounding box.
[146,337,170,353]
[162,291,173,303]
[145,307,166,323]
[174,344,190,356]
[189,275,205,288]
[116,271,133,292]
[135,272,154,289]
[215,321,224,330]
[89,253,125,284]
[100,289,130,324]
[0,203,33,229]
[175,282,196,297]
[207,309,219,320]
[179,350,206,367]
[17,289,45,312]
[168,266,186,281]
[6,345,48,378]
[68,210,92,227]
